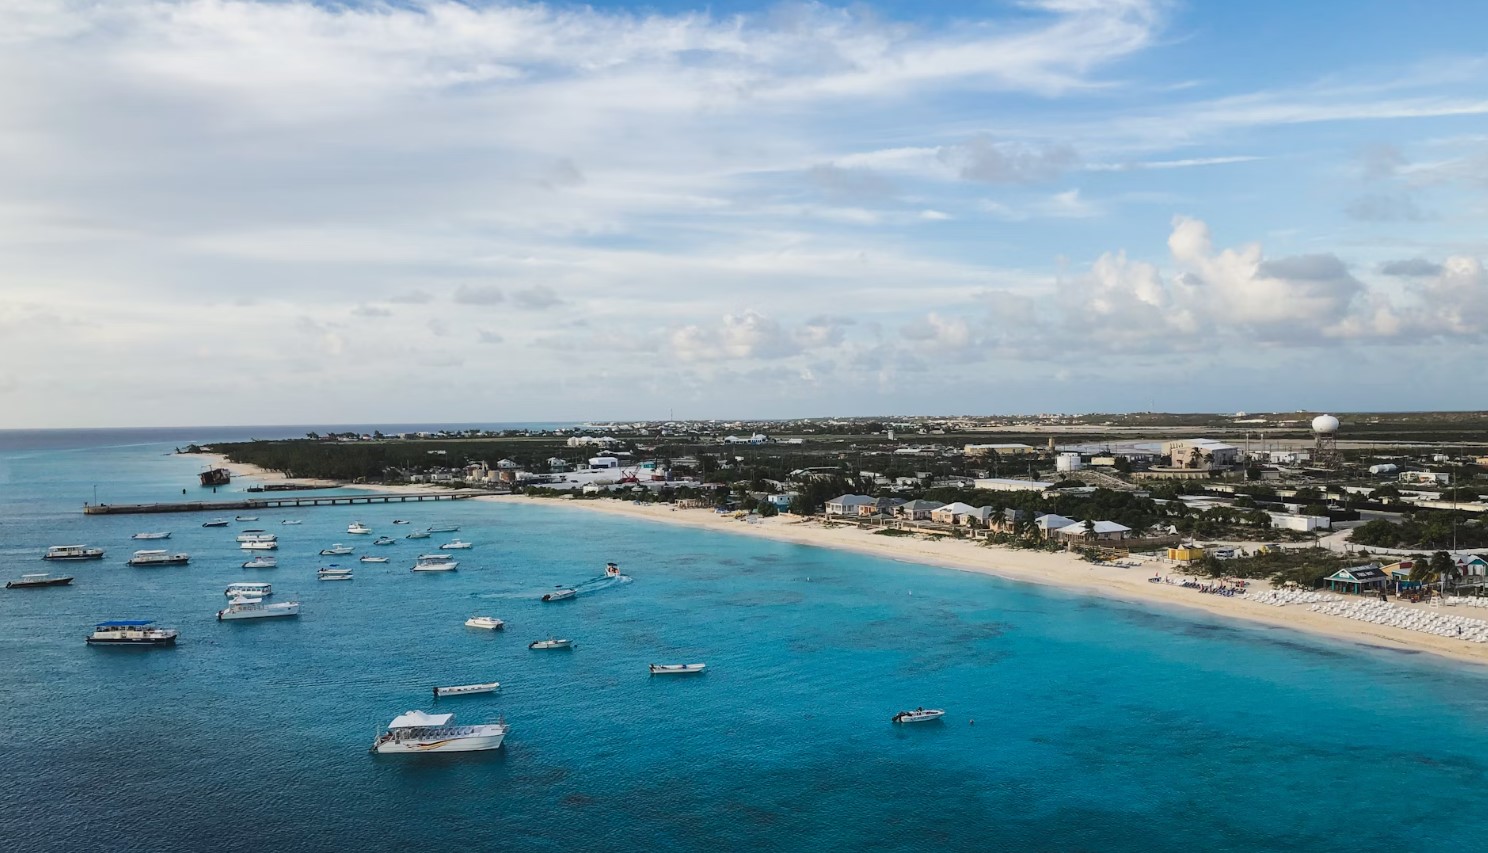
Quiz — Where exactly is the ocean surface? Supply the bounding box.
[3,431,1488,852]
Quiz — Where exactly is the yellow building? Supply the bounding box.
[1168,545,1206,562]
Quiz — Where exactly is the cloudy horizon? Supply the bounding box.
[3,0,1487,428]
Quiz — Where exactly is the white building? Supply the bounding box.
[589,457,620,470]
[1162,439,1240,470]
[964,443,1036,457]
[1268,513,1332,532]
[567,435,621,448]
[1056,452,1083,473]
[974,478,1055,492]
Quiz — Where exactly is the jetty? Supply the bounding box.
[82,491,480,516]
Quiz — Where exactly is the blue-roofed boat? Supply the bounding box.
[86,620,178,646]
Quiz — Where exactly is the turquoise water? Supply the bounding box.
[4,434,1488,852]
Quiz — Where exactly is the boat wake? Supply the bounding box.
[472,574,632,601]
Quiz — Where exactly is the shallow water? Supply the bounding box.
[3,434,1487,852]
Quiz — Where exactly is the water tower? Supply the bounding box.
[1311,414,1340,468]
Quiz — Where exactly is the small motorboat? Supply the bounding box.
[605,562,621,578]
[529,638,573,650]
[7,572,74,589]
[440,539,473,550]
[427,524,460,533]
[348,522,372,535]
[240,540,278,551]
[320,545,354,556]
[360,556,389,564]
[891,708,945,724]
[373,536,396,546]
[405,531,431,540]
[242,556,278,569]
[132,532,171,540]
[236,516,259,522]
[202,519,230,528]
[281,520,302,525]
[392,520,410,525]
[649,663,706,675]
[542,588,577,602]
[433,682,500,698]
[465,616,505,630]
[318,566,354,581]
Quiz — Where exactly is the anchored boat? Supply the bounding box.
[405,531,431,540]
[7,573,74,589]
[132,532,171,540]
[126,549,190,567]
[649,663,706,675]
[373,536,396,546]
[43,545,105,561]
[86,620,178,646]
[370,711,507,754]
[891,708,945,724]
[529,638,574,650]
[320,544,354,556]
[225,582,273,599]
[202,519,230,528]
[465,616,504,630]
[413,555,458,572]
[348,522,372,535]
[439,540,473,550]
[242,556,278,569]
[426,524,460,533]
[236,530,277,543]
[217,596,300,621]
[433,682,500,698]
[318,567,354,581]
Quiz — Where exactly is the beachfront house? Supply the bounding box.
[825,495,876,517]
[1456,555,1488,577]
[1324,564,1388,595]
[896,499,945,521]
[1033,513,1077,539]
[930,502,978,525]
[1055,520,1132,542]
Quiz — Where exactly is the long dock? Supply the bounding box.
[83,491,482,515]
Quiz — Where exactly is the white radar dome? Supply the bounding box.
[1311,414,1340,434]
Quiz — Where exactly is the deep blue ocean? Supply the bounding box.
[4,430,1488,852]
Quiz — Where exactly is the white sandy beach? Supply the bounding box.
[479,494,1488,668]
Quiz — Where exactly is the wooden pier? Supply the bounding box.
[83,491,482,515]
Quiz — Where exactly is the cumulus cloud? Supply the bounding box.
[452,285,505,306]
[901,313,974,349]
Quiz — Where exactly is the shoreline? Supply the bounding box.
[479,494,1488,668]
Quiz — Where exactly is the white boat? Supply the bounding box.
[464,616,504,630]
[242,556,278,569]
[412,554,458,572]
[86,620,178,646]
[202,519,230,528]
[890,708,945,724]
[605,562,622,577]
[217,596,300,621]
[541,588,576,602]
[236,530,277,543]
[649,663,705,675]
[132,532,171,540]
[226,582,273,599]
[427,524,460,533]
[43,545,105,561]
[529,638,573,650]
[439,540,473,550]
[360,555,389,563]
[318,567,354,581]
[320,545,354,556]
[373,536,396,546]
[392,520,410,525]
[240,540,279,551]
[348,522,372,535]
[405,531,431,540]
[370,711,507,754]
[7,572,74,589]
[433,682,500,697]
[281,520,302,525]
[127,549,190,566]
[236,515,259,522]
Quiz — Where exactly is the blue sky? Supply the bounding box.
[1,0,1486,426]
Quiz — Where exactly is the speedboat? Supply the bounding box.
[891,708,945,724]
[132,532,171,540]
[236,516,259,522]
[605,562,621,577]
[433,682,500,698]
[217,596,300,620]
[360,555,389,563]
[413,555,458,572]
[43,545,105,561]
[126,549,190,566]
[225,582,273,599]
[320,544,354,556]
[281,520,302,525]
[541,588,576,602]
[7,572,74,589]
[529,638,573,650]
[236,530,277,543]
[240,540,278,551]
[348,522,372,535]
[318,566,354,581]
[439,540,473,550]
[369,711,507,754]
[373,536,396,546]
[86,620,178,646]
[242,556,278,569]
[426,524,460,533]
[405,531,431,540]
[202,519,230,528]
[392,520,410,525]
[649,663,705,675]
[464,616,504,630]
